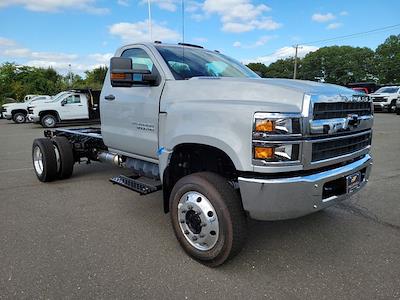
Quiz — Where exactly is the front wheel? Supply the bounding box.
[388,100,397,113]
[170,172,247,267]
[13,112,26,124]
[41,114,57,128]
[32,138,58,182]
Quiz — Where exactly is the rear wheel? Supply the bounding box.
[41,114,57,128]
[170,172,247,267]
[13,112,26,124]
[32,138,57,182]
[52,136,74,179]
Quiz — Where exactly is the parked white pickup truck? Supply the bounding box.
[27,89,100,128]
[370,86,400,112]
[1,95,51,123]
[31,42,373,266]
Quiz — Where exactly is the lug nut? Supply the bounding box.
[192,236,198,241]
[188,205,193,210]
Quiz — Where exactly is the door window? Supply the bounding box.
[121,48,154,71]
[65,95,81,104]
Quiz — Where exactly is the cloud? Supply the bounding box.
[191,0,281,33]
[243,45,319,65]
[109,20,180,42]
[327,22,342,30]
[0,37,112,74]
[117,0,129,7]
[0,0,109,14]
[311,13,336,23]
[233,35,274,48]
[339,11,348,16]
[192,37,208,43]
[140,0,178,12]
[0,37,16,47]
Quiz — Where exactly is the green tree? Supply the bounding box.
[300,46,375,85]
[246,63,269,77]
[375,35,400,84]
[265,57,297,79]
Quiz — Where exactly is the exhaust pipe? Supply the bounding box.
[97,151,122,167]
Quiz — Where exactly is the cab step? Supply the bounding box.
[110,174,162,195]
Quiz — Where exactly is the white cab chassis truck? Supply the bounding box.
[31,43,373,266]
[27,89,100,128]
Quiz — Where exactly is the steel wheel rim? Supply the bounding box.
[33,146,44,175]
[44,117,55,127]
[16,114,24,122]
[177,191,219,251]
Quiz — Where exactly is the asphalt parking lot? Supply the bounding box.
[0,114,399,299]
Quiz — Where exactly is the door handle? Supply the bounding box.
[104,94,115,101]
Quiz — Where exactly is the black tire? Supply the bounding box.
[32,138,58,182]
[12,112,26,124]
[52,136,74,179]
[169,172,247,267]
[41,114,57,128]
[388,100,396,113]
[396,107,400,115]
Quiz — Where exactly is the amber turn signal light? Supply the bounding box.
[255,119,275,132]
[111,73,126,80]
[254,146,275,159]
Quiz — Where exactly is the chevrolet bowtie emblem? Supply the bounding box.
[347,114,360,127]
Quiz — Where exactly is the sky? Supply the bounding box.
[0,0,399,75]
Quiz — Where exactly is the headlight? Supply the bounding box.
[252,113,302,165]
[254,113,301,135]
[253,143,300,162]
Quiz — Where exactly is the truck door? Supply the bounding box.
[101,46,163,159]
[59,94,88,120]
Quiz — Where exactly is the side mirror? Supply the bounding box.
[110,57,159,87]
[61,99,67,106]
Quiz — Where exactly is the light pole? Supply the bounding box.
[147,0,152,41]
[68,64,72,87]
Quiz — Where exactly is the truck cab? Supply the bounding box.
[27,89,100,127]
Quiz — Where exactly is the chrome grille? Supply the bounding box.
[372,97,386,102]
[311,132,371,162]
[313,102,372,120]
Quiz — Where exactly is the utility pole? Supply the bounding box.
[293,44,299,80]
[68,64,72,87]
[147,0,152,41]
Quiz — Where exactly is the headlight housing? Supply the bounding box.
[253,113,301,136]
[253,143,300,162]
[252,113,302,165]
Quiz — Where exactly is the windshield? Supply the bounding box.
[155,46,259,80]
[50,91,69,102]
[376,87,399,94]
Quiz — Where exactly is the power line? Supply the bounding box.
[302,23,400,46]
[251,23,400,66]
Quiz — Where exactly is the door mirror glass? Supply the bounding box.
[110,53,159,87]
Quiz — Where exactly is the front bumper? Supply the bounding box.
[373,102,390,112]
[3,113,12,120]
[27,114,40,122]
[238,154,372,221]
